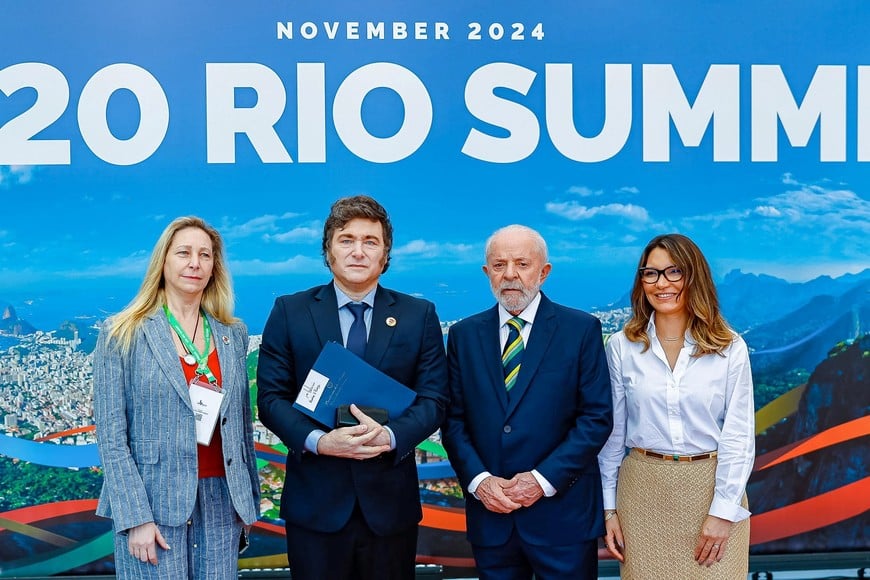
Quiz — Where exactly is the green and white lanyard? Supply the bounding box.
[163,304,217,385]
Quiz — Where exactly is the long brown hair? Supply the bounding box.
[106,216,237,353]
[624,233,733,356]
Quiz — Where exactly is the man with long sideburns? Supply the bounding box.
[442,224,613,580]
[256,195,449,580]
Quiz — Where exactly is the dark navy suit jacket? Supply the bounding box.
[256,283,449,535]
[442,293,613,547]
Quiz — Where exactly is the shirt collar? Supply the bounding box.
[333,282,376,310]
[498,292,542,328]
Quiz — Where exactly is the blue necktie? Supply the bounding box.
[345,303,368,358]
[502,317,526,392]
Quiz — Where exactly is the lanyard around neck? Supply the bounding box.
[163,304,216,384]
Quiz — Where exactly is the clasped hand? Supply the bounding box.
[316,404,392,459]
[477,472,544,513]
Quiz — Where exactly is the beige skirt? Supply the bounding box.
[616,449,749,579]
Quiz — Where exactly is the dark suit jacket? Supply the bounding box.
[256,283,449,535]
[442,293,612,547]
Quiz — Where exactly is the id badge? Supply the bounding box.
[189,376,224,446]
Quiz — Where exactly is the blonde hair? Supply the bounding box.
[624,233,733,356]
[106,216,237,353]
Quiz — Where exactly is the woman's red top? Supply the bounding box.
[180,348,226,479]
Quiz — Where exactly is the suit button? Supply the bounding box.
[222,417,228,425]
[226,458,233,466]
[503,425,512,434]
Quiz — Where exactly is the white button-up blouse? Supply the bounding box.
[597,316,755,522]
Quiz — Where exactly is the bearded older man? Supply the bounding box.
[442,224,613,580]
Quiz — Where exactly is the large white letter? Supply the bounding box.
[462,62,539,163]
[546,63,631,163]
[751,65,846,162]
[858,66,870,161]
[0,62,70,165]
[297,63,326,163]
[206,63,291,164]
[276,22,292,39]
[643,64,739,162]
[333,62,432,163]
[77,64,169,166]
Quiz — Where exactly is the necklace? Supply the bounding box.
[660,335,683,342]
[182,314,200,365]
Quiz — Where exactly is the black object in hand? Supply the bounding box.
[336,405,389,427]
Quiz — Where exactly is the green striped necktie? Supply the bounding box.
[502,317,526,392]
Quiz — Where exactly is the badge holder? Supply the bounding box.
[189,375,224,446]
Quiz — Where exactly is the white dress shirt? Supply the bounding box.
[467,293,558,499]
[597,315,755,522]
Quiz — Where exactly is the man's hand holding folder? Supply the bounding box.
[315,403,392,459]
[293,341,418,459]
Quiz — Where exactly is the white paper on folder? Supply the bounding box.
[296,368,329,412]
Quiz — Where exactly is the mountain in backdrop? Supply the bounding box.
[718,268,870,332]
[0,304,37,336]
[744,280,869,376]
[748,334,870,554]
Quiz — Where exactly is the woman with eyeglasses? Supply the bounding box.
[597,233,754,579]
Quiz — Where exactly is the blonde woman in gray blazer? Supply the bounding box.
[93,216,259,579]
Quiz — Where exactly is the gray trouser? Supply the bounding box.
[113,476,242,580]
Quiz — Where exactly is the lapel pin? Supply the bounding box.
[222,335,230,344]
[385,317,397,327]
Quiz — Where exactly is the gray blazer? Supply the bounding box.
[93,311,260,531]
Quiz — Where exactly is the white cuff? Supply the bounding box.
[384,426,397,450]
[709,496,751,522]
[304,429,326,454]
[531,469,557,497]
[602,487,617,511]
[468,471,493,500]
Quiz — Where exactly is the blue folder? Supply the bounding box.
[293,341,417,428]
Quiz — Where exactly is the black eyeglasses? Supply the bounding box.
[638,266,683,284]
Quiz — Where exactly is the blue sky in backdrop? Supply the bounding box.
[1,1,868,329]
